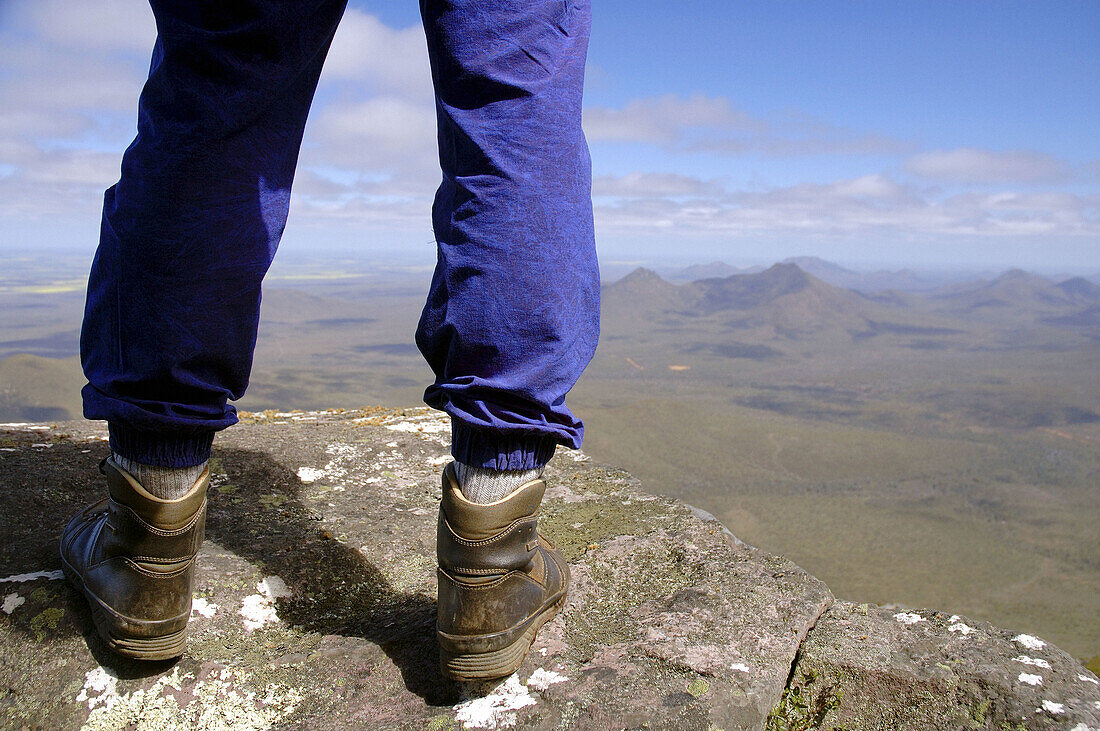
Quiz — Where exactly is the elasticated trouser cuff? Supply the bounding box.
[450,422,557,472]
[108,423,215,468]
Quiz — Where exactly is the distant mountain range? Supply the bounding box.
[3,259,1098,421]
[663,256,1100,294]
[603,261,1100,346]
[924,269,1100,327]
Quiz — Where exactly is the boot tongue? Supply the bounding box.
[441,464,546,541]
[104,458,207,530]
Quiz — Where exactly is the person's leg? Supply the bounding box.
[65,0,347,660]
[416,0,599,497]
[417,0,598,680]
[81,0,347,479]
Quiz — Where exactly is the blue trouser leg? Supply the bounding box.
[416,0,600,471]
[81,0,348,466]
[81,0,600,471]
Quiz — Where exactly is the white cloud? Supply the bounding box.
[592,173,1098,240]
[593,172,724,198]
[0,1,1093,266]
[323,9,432,96]
[0,2,441,235]
[305,96,436,172]
[583,94,906,156]
[584,94,761,145]
[2,0,155,54]
[906,148,1069,183]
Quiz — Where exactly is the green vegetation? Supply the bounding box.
[765,668,843,731]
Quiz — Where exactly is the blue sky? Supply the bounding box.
[1,1,1097,272]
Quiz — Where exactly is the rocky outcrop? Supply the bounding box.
[781,602,1100,730]
[1,409,1097,730]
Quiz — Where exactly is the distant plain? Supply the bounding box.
[2,251,1097,663]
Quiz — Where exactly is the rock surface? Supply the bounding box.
[783,602,1100,730]
[0,409,1097,730]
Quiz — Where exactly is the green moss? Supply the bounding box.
[29,587,55,603]
[540,492,659,562]
[765,668,843,731]
[562,536,703,658]
[969,696,991,725]
[686,678,710,698]
[259,493,289,508]
[425,715,457,731]
[30,607,64,642]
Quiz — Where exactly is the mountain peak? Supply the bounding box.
[618,266,666,284]
[991,268,1048,286]
[758,261,813,289]
[1057,276,1100,301]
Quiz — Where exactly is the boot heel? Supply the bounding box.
[64,558,189,660]
[99,622,188,661]
[440,595,565,681]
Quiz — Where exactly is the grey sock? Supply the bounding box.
[454,461,544,504]
[112,454,206,501]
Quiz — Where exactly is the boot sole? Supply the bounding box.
[60,555,188,661]
[439,590,567,681]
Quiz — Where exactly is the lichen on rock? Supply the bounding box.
[0,409,1096,730]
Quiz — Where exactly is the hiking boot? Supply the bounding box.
[435,462,569,681]
[60,456,208,660]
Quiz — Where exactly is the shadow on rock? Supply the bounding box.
[0,430,184,681]
[204,447,461,706]
[0,429,462,704]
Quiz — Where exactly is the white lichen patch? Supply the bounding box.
[1079,674,1100,685]
[2,592,25,614]
[893,612,924,625]
[1012,656,1052,669]
[191,597,218,619]
[80,665,302,731]
[76,666,119,710]
[385,420,446,433]
[454,674,537,729]
[0,570,64,583]
[240,595,276,632]
[239,576,291,632]
[260,576,290,599]
[1018,673,1043,686]
[526,668,568,692]
[730,662,751,673]
[1013,634,1046,650]
[947,619,975,635]
[0,423,51,430]
[1040,700,1065,714]
[296,467,325,483]
[569,451,590,462]
[380,408,451,446]
[427,454,452,466]
[383,413,449,434]
[296,442,361,486]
